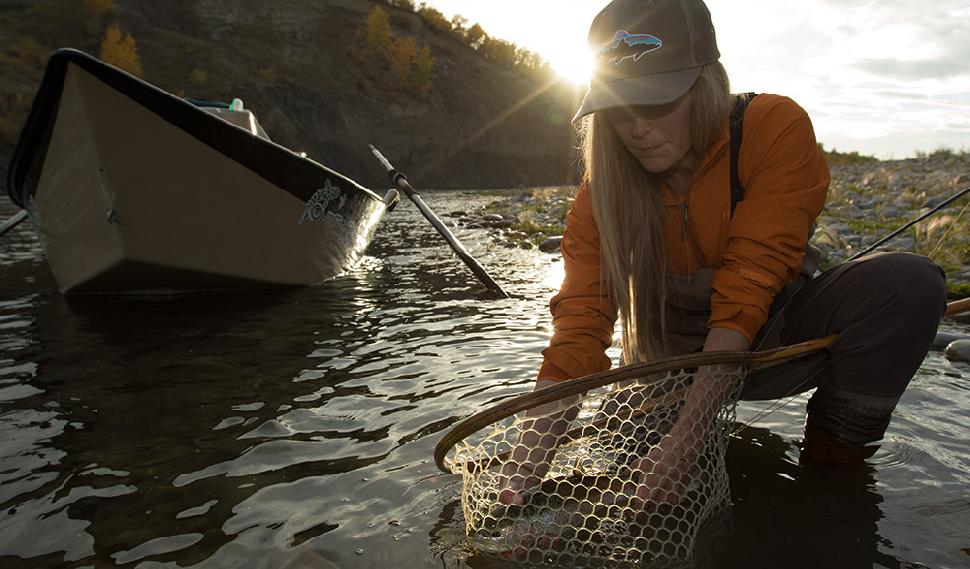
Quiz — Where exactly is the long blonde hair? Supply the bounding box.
[578,61,731,364]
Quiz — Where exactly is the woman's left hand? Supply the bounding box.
[629,424,702,507]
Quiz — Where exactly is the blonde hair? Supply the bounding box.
[578,61,731,364]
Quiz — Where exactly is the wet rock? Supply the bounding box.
[449,211,466,217]
[539,236,563,253]
[944,339,970,362]
[921,196,943,208]
[483,213,504,222]
[489,219,514,229]
[519,240,535,250]
[931,331,963,351]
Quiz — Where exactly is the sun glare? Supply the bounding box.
[548,46,596,85]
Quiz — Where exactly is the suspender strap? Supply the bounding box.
[729,92,757,217]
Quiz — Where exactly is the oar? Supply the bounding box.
[368,145,510,298]
[0,210,28,238]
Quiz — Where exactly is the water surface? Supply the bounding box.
[0,191,967,568]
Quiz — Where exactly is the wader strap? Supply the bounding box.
[729,92,758,217]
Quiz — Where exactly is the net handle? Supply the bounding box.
[434,334,837,473]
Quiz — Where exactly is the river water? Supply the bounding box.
[0,191,967,569]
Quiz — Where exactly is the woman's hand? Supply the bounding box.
[627,358,744,508]
[497,379,579,505]
[629,423,702,507]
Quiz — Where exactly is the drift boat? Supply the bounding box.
[6,48,398,294]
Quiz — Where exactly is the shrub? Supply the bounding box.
[361,6,391,58]
[100,23,143,77]
[412,46,434,93]
[417,5,451,33]
[387,36,417,86]
[191,68,207,85]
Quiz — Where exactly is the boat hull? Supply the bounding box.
[8,49,390,294]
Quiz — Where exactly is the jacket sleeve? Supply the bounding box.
[538,183,619,381]
[709,96,830,342]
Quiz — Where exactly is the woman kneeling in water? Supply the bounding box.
[499,0,947,508]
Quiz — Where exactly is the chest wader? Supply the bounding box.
[662,93,821,357]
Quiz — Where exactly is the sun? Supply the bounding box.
[546,45,596,85]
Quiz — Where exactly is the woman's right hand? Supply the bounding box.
[497,379,579,505]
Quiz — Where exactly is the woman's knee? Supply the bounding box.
[852,252,946,316]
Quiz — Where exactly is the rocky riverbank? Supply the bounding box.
[447,149,970,296]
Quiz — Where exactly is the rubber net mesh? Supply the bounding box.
[448,364,745,567]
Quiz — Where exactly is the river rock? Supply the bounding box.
[931,331,963,351]
[943,339,970,362]
[539,236,563,253]
[483,213,504,222]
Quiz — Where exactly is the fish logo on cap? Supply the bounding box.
[600,30,662,65]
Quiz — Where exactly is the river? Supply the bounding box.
[0,190,967,568]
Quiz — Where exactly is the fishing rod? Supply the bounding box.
[0,210,27,238]
[368,145,510,298]
[848,185,969,261]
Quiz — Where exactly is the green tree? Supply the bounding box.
[361,6,391,58]
[100,23,143,77]
[412,46,435,93]
[387,36,417,86]
[466,23,486,47]
[417,5,451,33]
[481,36,517,68]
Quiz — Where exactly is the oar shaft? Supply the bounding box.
[947,297,970,316]
[369,145,510,298]
[0,210,28,238]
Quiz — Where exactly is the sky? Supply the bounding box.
[424,0,970,159]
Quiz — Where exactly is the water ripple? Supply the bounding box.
[0,194,967,568]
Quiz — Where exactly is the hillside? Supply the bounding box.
[0,0,584,191]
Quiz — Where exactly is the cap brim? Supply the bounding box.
[572,67,702,123]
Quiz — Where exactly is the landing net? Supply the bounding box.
[445,363,745,567]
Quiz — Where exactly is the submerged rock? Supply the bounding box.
[944,339,970,362]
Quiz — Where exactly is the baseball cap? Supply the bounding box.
[574,0,720,121]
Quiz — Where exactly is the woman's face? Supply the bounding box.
[605,92,693,174]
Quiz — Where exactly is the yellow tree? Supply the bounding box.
[387,36,416,86]
[362,6,391,58]
[412,46,434,93]
[100,23,143,77]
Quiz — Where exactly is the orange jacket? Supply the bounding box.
[538,94,830,382]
